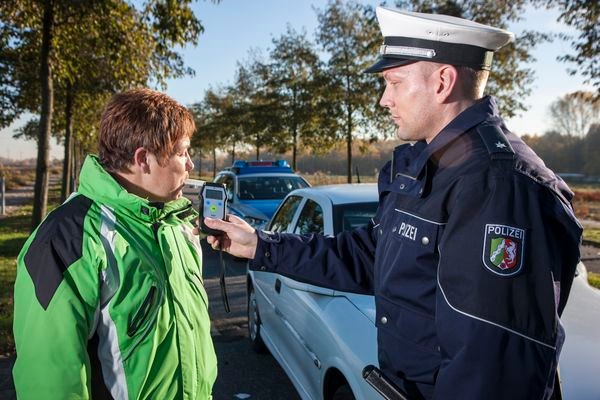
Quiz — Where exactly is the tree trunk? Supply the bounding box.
[212,147,217,178]
[60,83,74,203]
[255,133,260,161]
[231,143,235,164]
[292,127,298,170]
[197,153,202,177]
[346,104,353,183]
[32,0,54,230]
[72,138,82,190]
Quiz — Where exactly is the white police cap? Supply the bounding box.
[365,6,514,73]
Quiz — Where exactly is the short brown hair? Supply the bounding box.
[456,66,489,100]
[99,88,195,172]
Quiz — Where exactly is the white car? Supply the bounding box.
[247,183,600,400]
[247,184,380,400]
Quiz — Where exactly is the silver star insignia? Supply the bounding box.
[495,141,507,149]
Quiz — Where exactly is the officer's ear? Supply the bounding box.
[432,64,459,104]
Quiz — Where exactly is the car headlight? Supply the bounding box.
[243,216,267,229]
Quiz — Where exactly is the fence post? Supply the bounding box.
[1,175,5,216]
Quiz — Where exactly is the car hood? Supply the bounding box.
[229,201,270,220]
[559,264,600,399]
[236,199,281,219]
[335,291,376,325]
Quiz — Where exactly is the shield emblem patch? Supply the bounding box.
[482,224,525,276]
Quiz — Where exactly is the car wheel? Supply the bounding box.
[332,383,355,400]
[248,284,267,353]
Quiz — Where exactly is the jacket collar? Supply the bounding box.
[393,95,500,181]
[77,155,193,223]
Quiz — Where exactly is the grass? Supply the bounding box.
[588,272,600,290]
[583,229,600,247]
[0,210,30,355]
[0,186,60,356]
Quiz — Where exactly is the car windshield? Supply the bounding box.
[238,176,309,200]
[333,202,379,233]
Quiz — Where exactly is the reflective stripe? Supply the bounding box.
[96,205,129,399]
[436,247,556,350]
[394,209,447,225]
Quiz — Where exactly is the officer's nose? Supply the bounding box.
[379,84,393,109]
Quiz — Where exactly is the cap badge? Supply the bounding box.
[379,44,436,59]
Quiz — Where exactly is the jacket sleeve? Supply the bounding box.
[249,212,380,295]
[13,227,101,399]
[434,172,582,400]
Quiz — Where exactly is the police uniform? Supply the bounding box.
[249,8,582,400]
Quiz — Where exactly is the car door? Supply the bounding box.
[251,195,307,375]
[273,197,337,398]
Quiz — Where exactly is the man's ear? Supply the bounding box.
[133,147,151,174]
[434,64,459,103]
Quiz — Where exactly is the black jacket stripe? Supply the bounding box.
[24,195,93,310]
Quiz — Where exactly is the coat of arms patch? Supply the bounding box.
[482,224,525,276]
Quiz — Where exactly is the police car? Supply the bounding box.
[247,184,600,400]
[213,160,310,229]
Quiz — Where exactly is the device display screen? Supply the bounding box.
[205,189,223,200]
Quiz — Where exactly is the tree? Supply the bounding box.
[190,88,229,177]
[315,0,385,183]
[583,124,600,175]
[2,0,211,229]
[536,0,600,93]
[263,26,325,169]
[394,0,550,118]
[0,21,20,128]
[548,91,600,137]
[522,130,584,172]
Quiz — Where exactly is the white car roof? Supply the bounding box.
[290,183,378,205]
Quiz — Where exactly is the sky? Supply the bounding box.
[0,0,594,160]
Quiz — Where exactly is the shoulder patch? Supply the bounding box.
[24,195,93,309]
[476,123,515,160]
[482,224,525,276]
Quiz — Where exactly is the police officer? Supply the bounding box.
[205,7,582,400]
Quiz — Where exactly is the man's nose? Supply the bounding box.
[186,153,194,171]
[379,85,393,108]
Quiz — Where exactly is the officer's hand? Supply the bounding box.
[205,215,258,259]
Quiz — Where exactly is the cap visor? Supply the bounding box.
[364,57,415,73]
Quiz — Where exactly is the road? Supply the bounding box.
[201,241,300,400]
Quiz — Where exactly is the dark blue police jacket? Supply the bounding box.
[249,96,582,400]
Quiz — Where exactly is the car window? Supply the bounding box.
[238,176,309,200]
[269,195,303,233]
[333,202,379,234]
[215,175,234,200]
[295,199,324,235]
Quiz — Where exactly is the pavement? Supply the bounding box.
[580,244,600,274]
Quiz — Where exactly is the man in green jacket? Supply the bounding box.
[13,88,217,399]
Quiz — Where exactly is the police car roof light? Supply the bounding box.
[229,159,293,175]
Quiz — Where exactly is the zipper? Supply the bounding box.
[127,286,157,337]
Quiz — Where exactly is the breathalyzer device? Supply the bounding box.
[199,182,227,235]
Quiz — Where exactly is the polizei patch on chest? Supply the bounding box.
[482,224,525,276]
[398,222,418,241]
